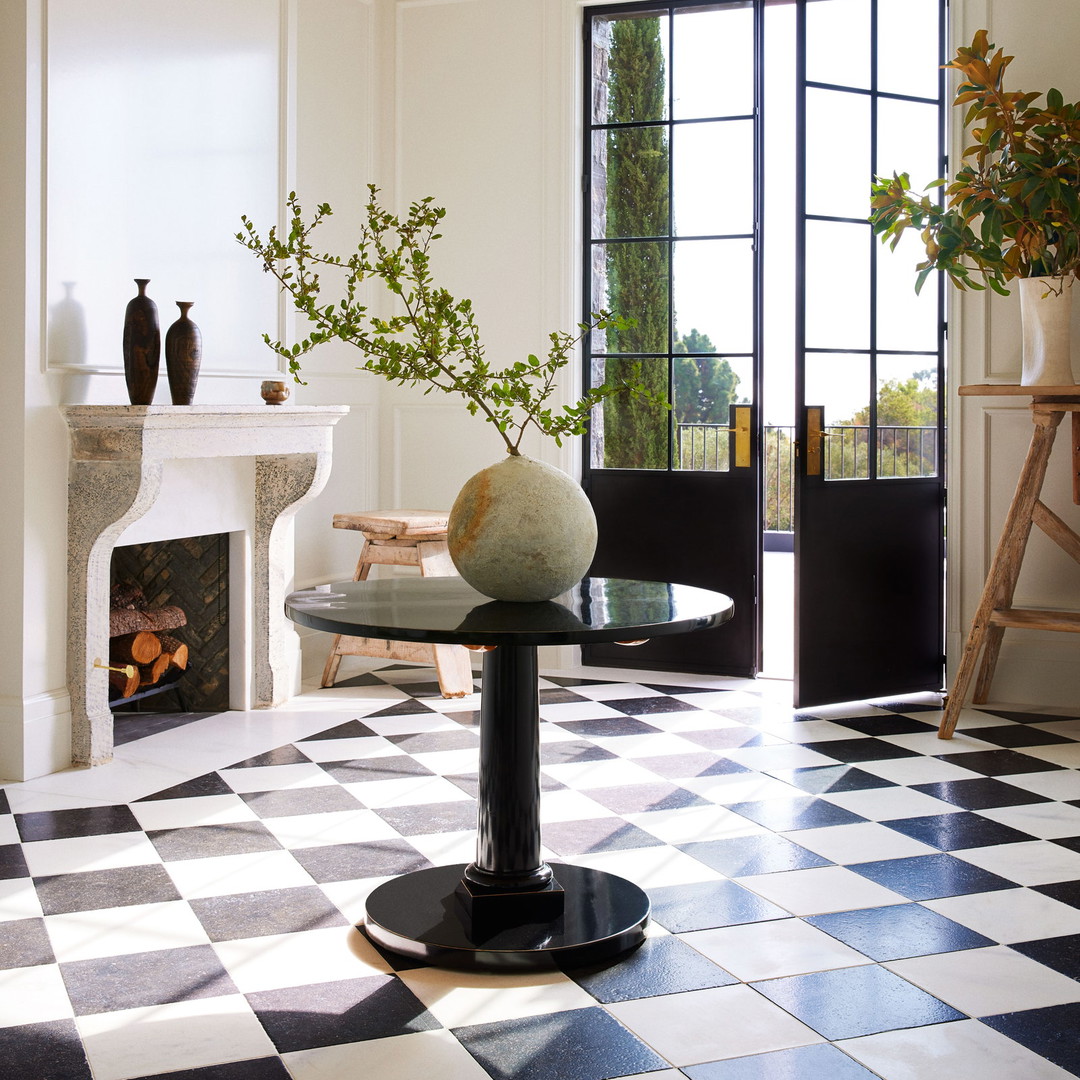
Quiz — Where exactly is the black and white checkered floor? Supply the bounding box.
[3,665,1080,1080]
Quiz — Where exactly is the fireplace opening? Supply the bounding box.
[109,534,230,730]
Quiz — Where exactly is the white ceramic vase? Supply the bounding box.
[447,455,597,602]
[1019,277,1075,386]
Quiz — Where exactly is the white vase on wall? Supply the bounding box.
[1019,277,1075,386]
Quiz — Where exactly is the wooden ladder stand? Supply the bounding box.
[939,385,1080,738]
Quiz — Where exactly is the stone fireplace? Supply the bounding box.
[64,404,347,766]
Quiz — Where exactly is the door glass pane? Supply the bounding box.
[591,12,670,125]
[878,0,939,100]
[805,220,870,351]
[806,0,870,89]
[806,88,870,220]
[672,3,753,119]
[876,229,939,353]
[673,119,754,236]
[594,127,670,239]
[876,356,939,478]
[806,353,871,480]
[590,357,669,470]
[673,238,753,354]
[592,241,670,353]
[877,99,939,191]
[673,355,751,471]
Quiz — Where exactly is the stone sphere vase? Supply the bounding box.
[447,455,597,602]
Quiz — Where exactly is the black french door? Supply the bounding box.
[582,0,946,702]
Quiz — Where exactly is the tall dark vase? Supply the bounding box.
[165,301,202,405]
[122,279,160,405]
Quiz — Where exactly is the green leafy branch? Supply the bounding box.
[237,185,666,455]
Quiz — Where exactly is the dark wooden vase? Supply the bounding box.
[122,279,160,405]
[164,301,202,405]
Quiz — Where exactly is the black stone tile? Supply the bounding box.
[114,712,212,746]
[60,944,237,1014]
[873,699,944,713]
[448,710,481,728]
[728,796,867,832]
[881,812,1035,851]
[565,934,736,1002]
[0,842,30,880]
[147,821,282,861]
[832,714,938,737]
[226,745,313,769]
[16,805,142,842]
[291,838,432,884]
[911,777,1052,810]
[807,902,995,961]
[848,853,1016,900]
[554,716,663,737]
[540,818,665,855]
[540,741,617,766]
[1055,836,1080,856]
[188,886,349,942]
[137,772,234,801]
[957,725,1074,748]
[395,680,459,699]
[0,789,9,813]
[318,756,435,783]
[300,719,381,741]
[583,782,710,813]
[0,917,55,969]
[684,1043,879,1079]
[642,683,725,695]
[1011,933,1080,980]
[452,1006,667,1080]
[648,878,788,933]
[385,729,480,753]
[0,1019,93,1080]
[543,676,617,687]
[767,764,897,794]
[539,687,589,704]
[679,834,832,877]
[802,738,921,763]
[247,974,440,1053]
[365,699,437,718]
[1033,879,1080,908]
[598,696,700,717]
[636,751,750,778]
[982,1003,1080,1075]
[932,749,1064,776]
[374,801,477,836]
[324,672,390,689]
[34,864,180,915]
[130,1059,293,1080]
[751,965,963,1039]
[237,786,365,818]
[979,708,1080,725]
[444,773,479,798]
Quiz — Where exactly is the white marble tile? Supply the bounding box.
[77,995,277,1080]
[884,945,1080,1015]
[681,918,873,981]
[409,748,483,775]
[737,865,908,916]
[405,830,476,865]
[817,786,961,822]
[540,758,667,789]
[45,900,211,962]
[259,809,399,850]
[164,849,316,900]
[977,800,1080,839]
[538,789,618,823]
[854,756,983,785]
[955,839,1080,886]
[1002,770,1080,801]
[571,845,723,888]
[0,815,21,844]
[0,876,44,922]
[283,1029,492,1080]
[608,984,824,1065]
[627,804,768,845]
[21,832,163,877]
[724,744,841,772]
[924,888,1080,943]
[361,715,464,737]
[128,794,260,832]
[589,732,715,758]
[396,965,595,1026]
[212,926,390,993]
[784,822,940,864]
[838,1019,1077,1080]
[295,737,400,763]
[217,763,338,794]
[341,774,474,808]
[0,964,74,1026]
[679,773,805,805]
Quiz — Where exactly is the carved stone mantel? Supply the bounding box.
[64,404,348,766]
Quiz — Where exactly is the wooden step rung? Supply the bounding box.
[989,607,1080,633]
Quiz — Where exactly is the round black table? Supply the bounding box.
[286,575,734,970]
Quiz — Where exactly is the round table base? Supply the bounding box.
[363,863,650,970]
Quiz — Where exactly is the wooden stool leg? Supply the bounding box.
[939,411,1063,738]
[416,539,473,697]
[321,539,376,688]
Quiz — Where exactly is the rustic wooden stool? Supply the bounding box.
[940,385,1080,738]
[320,510,474,698]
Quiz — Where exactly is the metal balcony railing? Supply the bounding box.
[676,423,938,532]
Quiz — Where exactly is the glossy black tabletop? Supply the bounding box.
[285,576,734,648]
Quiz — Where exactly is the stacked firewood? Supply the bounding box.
[108,582,189,698]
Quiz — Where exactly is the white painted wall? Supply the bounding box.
[2,0,1078,780]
